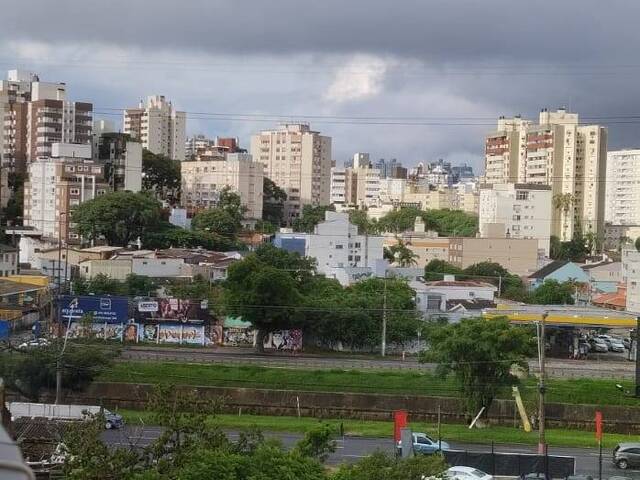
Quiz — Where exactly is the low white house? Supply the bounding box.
[411,275,497,319]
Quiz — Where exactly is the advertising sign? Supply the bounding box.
[59,295,129,324]
[135,298,210,323]
[181,325,205,345]
[138,301,159,313]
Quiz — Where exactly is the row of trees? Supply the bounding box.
[291,205,478,237]
[61,385,446,479]
[222,244,422,351]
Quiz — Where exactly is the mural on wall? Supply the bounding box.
[223,327,255,347]
[264,329,303,351]
[136,298,210,323]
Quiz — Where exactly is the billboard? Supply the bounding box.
[59,295,129,324]
[135,298,210,323]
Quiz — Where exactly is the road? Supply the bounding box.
[122,346,636,379]
[102,426,635,478]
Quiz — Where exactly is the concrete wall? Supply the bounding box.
[56,382,640,434]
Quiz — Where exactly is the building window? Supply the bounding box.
[335,245,343,249]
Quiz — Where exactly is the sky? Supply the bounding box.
[3,0,640,172]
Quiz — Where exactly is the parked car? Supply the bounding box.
[519,473,550,480]
[590,338,609,353]
[610,339,626,353]
[613,443,640,469]
[596,335,613,348]
[18,338,50,349]
[396,433,449,455]
[444,467,493,480]
[623,338,631,350]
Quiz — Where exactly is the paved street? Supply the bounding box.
[102,425,636,478]
[122,345,636,379]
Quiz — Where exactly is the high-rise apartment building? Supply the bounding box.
[483,109,607,241]
[605,149,640,225]
[250,124,331,221]
[180,150,263,219]
[93,131,143,193]
[375,158,407,179]
[24,143,110,241]
[479,183,552,255]
[185,135,241,159]
[0,69,93,172]
[352,152,370,169]
[124,95,186,161]
[330,165,381,208]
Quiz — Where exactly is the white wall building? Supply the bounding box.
[479,183,552,255]
[411,275,497,316]
[605,149,640,225]
[250,124,331,222]
[622,249,640,313]
[180,152,264,219]
[124,95,186,161]
[378,178,407,203]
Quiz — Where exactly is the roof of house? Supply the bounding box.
[592,289,626,308]
[528,260,570,279]
[0,279,46,296]
[581,261,619,271]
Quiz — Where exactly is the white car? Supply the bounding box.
[18,338,50,349]
[445,467,494,480]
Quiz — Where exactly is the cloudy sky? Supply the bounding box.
[3,0,640,172]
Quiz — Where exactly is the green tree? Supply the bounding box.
[636,236,640,252]
[421,317,534,414]
[377,207,422,234]
[292,205,336,233]
[331,451,446,480]
[262,177,287,226]
[549,235,562,259]
[72,191,162,247]
[553,193,575,240]
[222,244,312,351]
[424,259,463,281]
[348,209,378,234]
[192,208,241,237]
[463,261,526,299]
[530,279,575,305]
[0,341,117,401]
[142,149,181,202]
[217,186,247,224]
[124,274,158,296]
[293,424,337,463]
[423,209,478,237]
[142,222,241,251]
[385,240,419,267]
[4,171,25,225]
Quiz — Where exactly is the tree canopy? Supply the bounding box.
[142,149,181,202]
[530,279,575,305]
[424,259,463,281]
[384,240,419,267]
[550,234,590,262]
[262,177,287,227]
[72,191,162,247]
[292,205,335,233]
[421,317,534,414]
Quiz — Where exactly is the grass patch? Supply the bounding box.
[118,410,634,450]
[102,361,640,407]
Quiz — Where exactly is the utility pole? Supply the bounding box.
[55,213,66,404]
[635,316,640,397]
[538,311,548,454]
[381,274,387,357]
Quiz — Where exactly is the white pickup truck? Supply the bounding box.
[8,402,124,429]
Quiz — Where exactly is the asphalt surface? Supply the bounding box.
[102,425,637,478]
[121,346,636,379]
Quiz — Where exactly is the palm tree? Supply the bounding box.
[388,240,419,267]
[553,193,575,240]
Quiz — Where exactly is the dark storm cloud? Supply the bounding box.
[3,0,640,169]
[1,0,638,64]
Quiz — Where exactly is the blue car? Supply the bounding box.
[396,433,450,455]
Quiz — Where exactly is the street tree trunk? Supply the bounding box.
[255,328,266,353]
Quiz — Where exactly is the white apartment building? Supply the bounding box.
[185,134,216,159]
[23,143,110,240]
[275,211,384,285]
[180,151,264,219]
[479,183,552,255]
[352,152,370,168]
[330,166,381,208]
[124,95,186,161]
[378,178,407,204]
[605,149,640,225]
[622,249,640,313]
[484,109,607,241]
[250,124,331,222]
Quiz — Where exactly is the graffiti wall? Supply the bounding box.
[263,329,303,351]
[223,327,255,347]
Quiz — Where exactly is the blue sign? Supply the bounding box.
[58,295,129,324]
[0,320,8,339]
